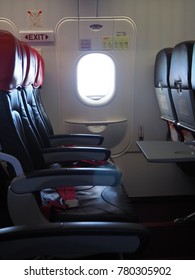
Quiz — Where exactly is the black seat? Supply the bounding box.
[154,42,195,175]
[0,36,111,170]
[28,45,105,147]
[19,41,112,167]
[0,153,149,260]
[1,157,150,261]
[0,150,149,259]
[190,42,195,117]
[0,30,121,210]
[169,41,195,131]
[154,48,177,123]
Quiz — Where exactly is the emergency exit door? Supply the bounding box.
[56,17,136,156]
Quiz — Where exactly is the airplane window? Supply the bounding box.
[76,53,115,106]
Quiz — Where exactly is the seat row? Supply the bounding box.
[155,41,195,133]
[0,30,149,259]
[0,30,123,223]
[0,30,111,173]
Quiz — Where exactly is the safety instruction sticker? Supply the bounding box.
[102,36,129,50]
[79,39,92,51]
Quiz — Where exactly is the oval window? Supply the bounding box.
[76,53,115,106]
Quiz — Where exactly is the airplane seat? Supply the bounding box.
[0,30,45,173]
[191,42,195,89]
[154,47,177,124]
[19,41,113,167]
[154,48,184,143]
[0,156,148,260]
[168,41,195,176]
[0,30,119,182]
[0,31,109,172]
[33,51,55,136]
[0,30,122,189]
[0,30,149,259]
[190,41,195,120]
[169,41,195,131]
[20,42,51,149]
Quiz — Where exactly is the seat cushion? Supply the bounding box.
[50,185,137,223]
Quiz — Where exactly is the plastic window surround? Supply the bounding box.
[76,53,116,106]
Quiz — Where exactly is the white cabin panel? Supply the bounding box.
[56,17,136,156]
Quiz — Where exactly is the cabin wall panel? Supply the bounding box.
[115,153,195,197]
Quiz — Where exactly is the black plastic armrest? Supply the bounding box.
[0,222,150,258]
[0,152,24,176]
[49,134,104,147]
[42,146,111,164]
[9,166,121,194]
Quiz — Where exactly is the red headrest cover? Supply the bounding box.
[0,30,23,91]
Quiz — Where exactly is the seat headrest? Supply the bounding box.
[154,48,172,88]
[169,41,194,89]
[21,42,37,88]
[0,30,44,92]
[34,50,44,88]
[0,30,23,91]
[19,41,28,84]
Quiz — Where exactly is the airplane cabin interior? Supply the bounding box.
[0,0,195,262]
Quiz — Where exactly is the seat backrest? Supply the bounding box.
[33,51,54,135]
[190,42,195,96]
[154,48,177,123]
[20,42,51,148]
[0,30,45,173]
[169,41,195,131]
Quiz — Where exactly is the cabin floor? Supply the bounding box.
[130,195,195,260]
[85,195,195,260]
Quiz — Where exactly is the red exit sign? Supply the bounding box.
[19,31,54,42]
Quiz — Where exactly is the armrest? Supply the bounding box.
[0,222,149,258]
[8,166,121,225]
[0,152,24,176]
[49,134,104,147]
[9,165,121,194]
[42,146,111,164]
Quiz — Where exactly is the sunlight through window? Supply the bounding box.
[77,53,115,105]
